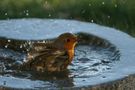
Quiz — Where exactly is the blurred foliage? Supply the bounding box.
[0,0,135,36]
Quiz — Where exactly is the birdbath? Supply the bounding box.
[0,19,135,90]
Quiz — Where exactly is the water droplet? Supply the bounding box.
[102,2,105,5]
[108,16,110,19]
[26,13,29,16]
[28,41,32,45]
[88,3,91,6]
[23,58,27,62]
[48,14,51,17]
[115,4,117,7]
[42,41,45,43]
[5,13,8,16]
[44,1,48,4]
[69,30,73,33]
[91,20,94,23]
[20,45,22,48]
[23,10,29,16]
[26,49,29,51]
[5,45,8,48]
[23,44,26,47]
[8,40,11,42]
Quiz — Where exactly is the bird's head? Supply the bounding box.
[55,33,78,61]
[55,33,78,51]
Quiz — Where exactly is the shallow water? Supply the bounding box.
[0,43,119,89]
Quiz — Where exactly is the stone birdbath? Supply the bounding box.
[0,19,135,90]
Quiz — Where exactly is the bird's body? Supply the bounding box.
[22,33,77,72]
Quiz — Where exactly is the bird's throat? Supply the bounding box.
[68,49,74,62]
[64,42,76,62]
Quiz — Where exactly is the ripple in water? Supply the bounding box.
[69,45,117,78]
[0,44,119,89]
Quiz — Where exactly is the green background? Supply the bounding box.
[0,0,135,36]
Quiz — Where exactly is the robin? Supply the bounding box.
[22,33,78,72]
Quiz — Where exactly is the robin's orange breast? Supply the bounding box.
[65,42,77,62]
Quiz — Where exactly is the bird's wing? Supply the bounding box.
[27,42,53,59]
[22,45,69,71]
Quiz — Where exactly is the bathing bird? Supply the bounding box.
[22,33,78,72]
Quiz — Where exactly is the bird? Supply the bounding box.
[22,33,78,72]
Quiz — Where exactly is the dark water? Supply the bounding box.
[0,44,120,89]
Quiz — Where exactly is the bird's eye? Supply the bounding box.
[66,39,70,42]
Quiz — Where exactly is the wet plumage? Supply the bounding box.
[22,33,77,72]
